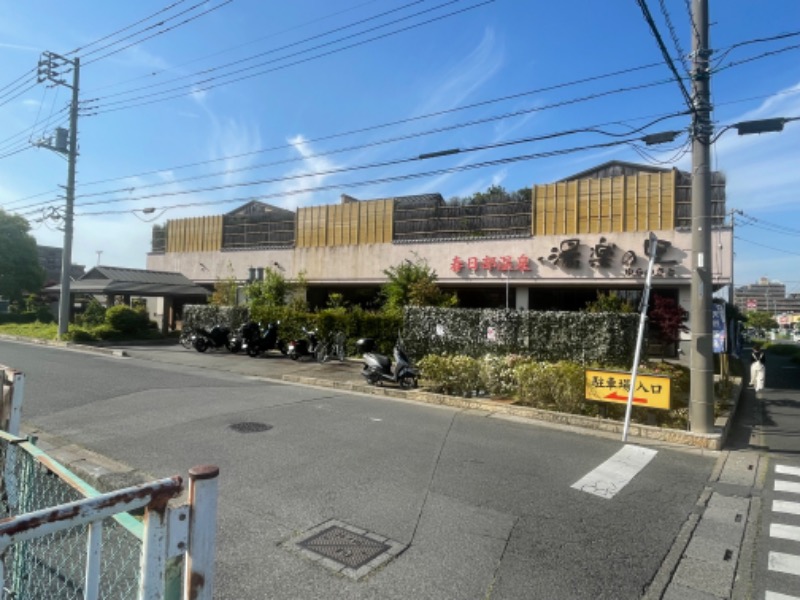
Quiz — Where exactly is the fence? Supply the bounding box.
[0,366,218,600]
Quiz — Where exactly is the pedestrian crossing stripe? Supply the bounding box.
[766,591,800,600]
[769,551,800,576]
[773,500,800,516]
[776,465,800,478]
[770,523,800,543]
[776,480,800,494]
[570,444,657,499]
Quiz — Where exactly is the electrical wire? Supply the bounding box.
[735,212,800,237]
[657,0,690,75]
[85,0,429,97]
[83,1,235,66]
[86,1,494,114]
[66,0,190,56]
[734,235,800,257]
[634,0,694,111]
[11,83,684,214]
[72,137,645,217]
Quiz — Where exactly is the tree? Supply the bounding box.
[648,294,689,357]
[211,274,238,306]
[746,310,778,333]
[585,291,634,313]
[245,267,290,309]
[0,210,44,303]
[381,257,457,315]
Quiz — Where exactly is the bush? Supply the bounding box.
[515,360,585,413]
[80,299,106,327]
[105,305,150,334]
[418,354,481,396]
[0,312,37,325]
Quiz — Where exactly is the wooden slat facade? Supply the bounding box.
[296,199,393,248]
[532,171,676,236]
[166,216,223,253]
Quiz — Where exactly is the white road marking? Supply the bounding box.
[777,465,800,478]
[769,552,800,576]
[771,523,800,543]
[766,591,800,600]
[570,444,657,500]
[776,480,800,494]
[773,500,800,516]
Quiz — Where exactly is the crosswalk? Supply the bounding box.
[765,463,800,599]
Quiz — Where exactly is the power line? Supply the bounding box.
[657,0,690,75]
[11,79,682,214]
[73,137,645,217]
[67,0,190,56]
[83,1,235,66]
[84,0,428,96]
[85,1,494,115]
[734,235,800,257]
[634,0,694,110]
[736,212,800,237]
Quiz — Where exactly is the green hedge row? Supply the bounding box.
[403,307,638,366]
[0,312,39,325]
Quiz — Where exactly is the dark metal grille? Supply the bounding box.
[229,422,272,433]
[298,526,390,569]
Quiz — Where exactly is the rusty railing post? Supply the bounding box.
[183,465,219,600]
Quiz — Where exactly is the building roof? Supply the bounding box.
[557,160,675,182]
[45,266,211,297]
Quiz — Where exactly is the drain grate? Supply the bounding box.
[229,422,272,433]
[299,525,389,569]
[287,520,406,579]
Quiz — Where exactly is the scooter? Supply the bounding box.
[287,326,321,361]
[193,325,238,353]
[357,337,418,389]
[240,321,286,358]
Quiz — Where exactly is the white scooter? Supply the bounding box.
[356,337,418,389]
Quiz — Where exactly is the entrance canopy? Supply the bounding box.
[45,266,210,332]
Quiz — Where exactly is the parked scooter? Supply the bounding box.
[356,337,418,389]
[240,321,286,358]
[287,326,322,361]
[193,325,238,353]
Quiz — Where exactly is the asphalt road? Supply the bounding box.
[0,339,717,599]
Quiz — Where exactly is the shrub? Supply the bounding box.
[418,354,481,397]
[514,360,585,413]
[66,327,96,343]
[80,299,107,327]
[105,305,150,334]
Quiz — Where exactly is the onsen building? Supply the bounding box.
[146,160,733,356]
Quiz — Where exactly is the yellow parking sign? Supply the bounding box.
[585,369,671,410]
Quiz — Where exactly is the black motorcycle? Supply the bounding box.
[241,321,286,358]
[287,326,322,361]
[193,325,238,353]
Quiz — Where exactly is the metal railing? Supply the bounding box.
[0,366,218,600]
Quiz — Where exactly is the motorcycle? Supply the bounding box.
[193,325,238,353]
[240,321,286,358]
[287,326,322,361]
[356,337,418,389]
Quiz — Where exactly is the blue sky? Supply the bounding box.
[1,1,798,294]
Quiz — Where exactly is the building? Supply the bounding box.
[734,278,800,333]
[146,161,733,356]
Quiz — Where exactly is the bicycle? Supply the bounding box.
[317,331,347,363]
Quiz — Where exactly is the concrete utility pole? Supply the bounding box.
[689,0,714,433]
[38,52,80,339]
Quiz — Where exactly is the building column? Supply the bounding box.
[515,287,529,310]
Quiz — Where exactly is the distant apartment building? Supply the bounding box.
[37,245,85,286]
[734,277,800,316]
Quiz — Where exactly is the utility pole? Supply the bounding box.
[38,52,80,339]
[689,0,714,433]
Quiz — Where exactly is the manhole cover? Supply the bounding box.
[299,525,389,569]
[229,422,272,433]
[287,520,406,579]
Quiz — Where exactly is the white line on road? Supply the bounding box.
[766,591,800,600]
[774,500,800,516]
[771,523,800,543]
[769,552,800,576]
[777,465,800,478]
[570,444,657,500]
[776,480,800,495]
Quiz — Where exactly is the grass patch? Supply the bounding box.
[0,322,59,340]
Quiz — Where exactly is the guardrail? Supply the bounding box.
[0,366,218,599]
